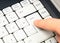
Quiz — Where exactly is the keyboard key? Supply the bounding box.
[24,25,37,36]
[45,16,52,19]
[13,30,27,41]
[11,3,22,11]
[39,8,50,18]
[2,7,13,14]
[0,39,3,43]
[6,22,19,33]
[16,18,28,28]
[24,31,54,43]
[16,4,36,18]
[0,27,8,38]
[45,37,57,43]
[6,12,18,22]
[0,16,8,27]
[0,10,4,16]
[29,0,39,3]
[26,12,42,32]
[18,41,24,43]
[26,12,42,25]
[33,1,44,10]
[20,0,30,7]
[3,34,16,43]
[24,38,37,43]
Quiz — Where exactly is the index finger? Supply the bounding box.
[34,18,60,35]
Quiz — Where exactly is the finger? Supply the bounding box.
[34,18,60,35]
[56,34,60,43]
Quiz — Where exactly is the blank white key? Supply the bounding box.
[45,37,57,43]
[0,11,4,16]
[6,12,18,22]
[45,16,52,19]
[26,12,42,25]
[29,0,39,3]
[24,31,54,43]
[6,22,19,33]
[13,30,27,41]
[18,41,24,43]
[26,12,42,32]
[16,18,28,28]
[0,16,8,27]
[24,25,37,36]
[3,34,16,43]
[2,7,13,14]
[0,27,8,38]
[33,1,44,10]
[20,0,30,7]
[16,4,36,18]
[39,8,50,18]
[11,3,22,11]
[0,39,3,43]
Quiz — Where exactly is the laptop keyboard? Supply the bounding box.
[0,0,57,43]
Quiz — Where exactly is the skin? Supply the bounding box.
[34,18,60,43]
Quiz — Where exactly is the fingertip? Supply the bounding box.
[34,18,56,31]
[34,20,40,27]
[34,19,46,30]
[34,18,60,34]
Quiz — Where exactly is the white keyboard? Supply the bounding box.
[0,0,57,43]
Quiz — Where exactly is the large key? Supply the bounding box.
[16,4,36,18]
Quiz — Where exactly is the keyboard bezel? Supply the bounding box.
[40,0,60,18]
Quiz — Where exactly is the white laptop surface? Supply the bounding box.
[51,0,60,12]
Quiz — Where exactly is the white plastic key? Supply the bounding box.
[0,27,8,38]
[20,0,30,7]
[2,7,13,14]
[39,8,50,18]
[24,31,54,43]
[45,16,52,19]
[16,18,28,28]
[33,1,44,10]
[16,4,36,18]
[6,12,18,22]
[26,12,42,25]
[3,34,16,43]
[13,30,27,41]
[18,41,24,43]
[6,22,19,33]
[0,39,3,43]
[0,10,4,16]
[0,16,8,27]
[45,37,57,43]
[24,25,37,36]
[11,3,22,11]
[26,12,42,32]
[29,0,39,3]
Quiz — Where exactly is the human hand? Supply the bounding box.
[34,18,60,43]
